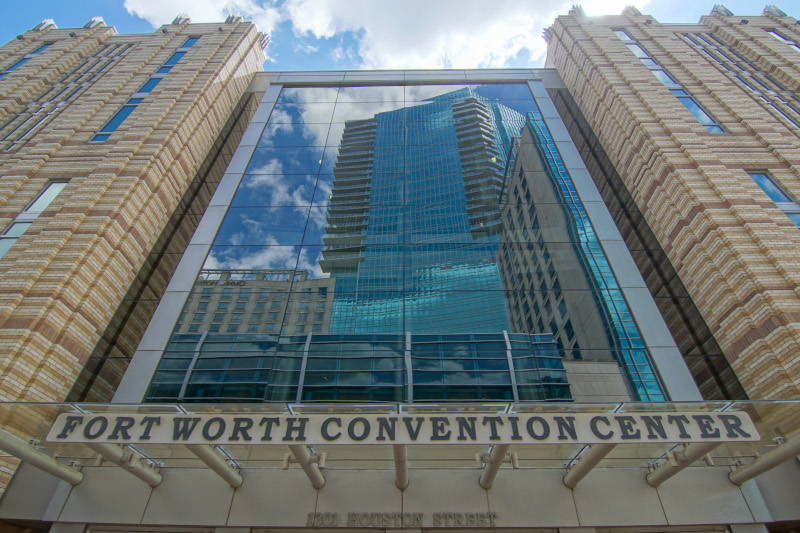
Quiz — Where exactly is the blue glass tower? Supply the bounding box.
[322,88,526,333]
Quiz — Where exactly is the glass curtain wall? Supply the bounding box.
[146,83,668,403]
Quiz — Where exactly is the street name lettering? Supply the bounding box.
[305,512,498,528]
[47,411,759,445]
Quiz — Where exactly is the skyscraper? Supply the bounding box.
[323,87,525,334]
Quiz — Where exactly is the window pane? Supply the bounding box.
[0,239,15,259]
[768,31,791,44]
[181,37,200,48]
[138,78,162,93]
[32,43,52,54]
[4,57,30,73]
[99,105,136,133]
[750,172,793,203]
[785,213,800,227]
[26,182,66,212]
[164,52,185,66]
[652,70,677,86]
[614,30,632,41]
[3,222,31,237]
[627,44,649,58]
[156,66,172,74]
[678,97,715,125]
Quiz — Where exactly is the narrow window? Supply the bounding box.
[767,30,800,52]
[0,42,52,79]
[137,77,162,94]
[180,37,200,49]
[164,52,185,66]
[0,181,67,260]
[749,172,793,203]
[25,182,67,212]
[749,171,800,227]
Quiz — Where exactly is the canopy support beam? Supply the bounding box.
[729,435,800,485]
[186,444,243,488]
[86,443,162,487]
[288,444,325,489]
[393,444,408,490]
[0,428,83,485]
[479,444,511,489]
[646,442,720,487]
[563,444,616,489]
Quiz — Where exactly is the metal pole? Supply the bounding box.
[86,443,162,487]
[479,443,511,489]
[393,444,408,490]
[186,444,243,488]
[646,442,720,487]
[563,443,616,489]
[0,429,83,485]
[729,436,800,486]
[288,444,325,489]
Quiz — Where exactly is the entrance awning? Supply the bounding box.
[1,401,798,492]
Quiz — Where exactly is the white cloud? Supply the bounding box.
[295,42,320,53]
[205,237,299,270]
[126,0,653,69]
[283,0,650,69]
[123,0,285,36]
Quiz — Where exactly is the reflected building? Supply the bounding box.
[498,116,660,400]
[322,88,526,334]
[173,269,335,336]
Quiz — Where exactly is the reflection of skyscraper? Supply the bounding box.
[322,88,526,333]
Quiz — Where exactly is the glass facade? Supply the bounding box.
[144,81,673,403]
[147,332,569,403]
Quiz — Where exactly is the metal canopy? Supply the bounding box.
[0,400,798,492]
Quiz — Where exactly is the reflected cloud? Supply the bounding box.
[205,239,297,270]
[299,247,327,278]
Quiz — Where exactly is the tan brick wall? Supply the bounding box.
[547,8,800,399]
[0,20,264,416]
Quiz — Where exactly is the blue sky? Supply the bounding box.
[0,0,791,71]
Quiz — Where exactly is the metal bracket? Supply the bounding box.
[122,449,161,472]
[476,451,518,469]
[284,451,327,470]
[666,450,679,467]
[126,450,140,467]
